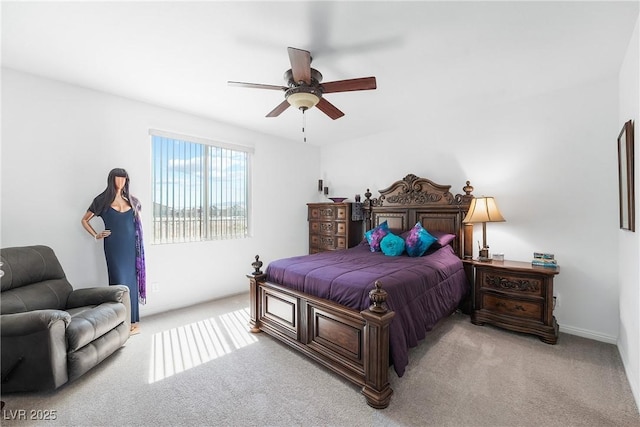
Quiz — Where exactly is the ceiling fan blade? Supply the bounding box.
[321,77,377,93]
[266,99,291,117]
[228,81,287,91]
[315,98,344,120]
[288,47,311,85]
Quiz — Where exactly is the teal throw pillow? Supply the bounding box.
[365,221,389,252]
[405,222,437,257]
[380,232,405,256]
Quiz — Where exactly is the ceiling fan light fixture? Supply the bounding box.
[287,92,320,110]
[229,47,376,120]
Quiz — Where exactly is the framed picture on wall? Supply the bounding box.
[618,120,635,231]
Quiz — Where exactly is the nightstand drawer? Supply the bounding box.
[477,270,543,297]
[482,293,543,321]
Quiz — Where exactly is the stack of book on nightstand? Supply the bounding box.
[532,252,558,268]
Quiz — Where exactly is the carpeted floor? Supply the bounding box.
[2,292,638,426]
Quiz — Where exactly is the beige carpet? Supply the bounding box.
[2,292,638,426]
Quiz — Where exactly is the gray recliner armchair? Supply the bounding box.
[1,245,131,392]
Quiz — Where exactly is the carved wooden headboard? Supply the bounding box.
[363,174,474,259]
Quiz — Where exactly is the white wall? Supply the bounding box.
[618,12,640,408]
[1,68,320,316]
[321,74,621,343]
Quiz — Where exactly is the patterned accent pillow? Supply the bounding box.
[380,232,405,256]
[405,222,437,257]
[365,221,389,252]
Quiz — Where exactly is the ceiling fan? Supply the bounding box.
[228,47,377,120]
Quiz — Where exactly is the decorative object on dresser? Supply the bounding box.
[328,197,347,203]
[351,201,364,221]
[307,202,363,253]
[531,252,557,268]
[466,259,559,344]
[247,174,475,408]
[462,196,505,261]
[617,119,635,231]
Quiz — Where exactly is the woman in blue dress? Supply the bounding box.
[81,168,146,335]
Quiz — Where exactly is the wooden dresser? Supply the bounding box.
[465,259,560,344]
[307,202,363,254]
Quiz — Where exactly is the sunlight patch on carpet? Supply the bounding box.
[148,307,257,383]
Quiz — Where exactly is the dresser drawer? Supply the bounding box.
[481,293,543,321]
[309,205,347,220]
[477,270,543,297]
[310,234,347,250]
[335,206,347,220]
[309,221,347,236]
[311,206,336,220]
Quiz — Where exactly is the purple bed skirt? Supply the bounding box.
[265,243,469,377]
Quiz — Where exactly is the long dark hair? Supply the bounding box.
[92,168,132,214]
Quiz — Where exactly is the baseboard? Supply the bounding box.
[559,324,617,344]
[620,348,640,412]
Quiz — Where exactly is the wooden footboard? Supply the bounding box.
[247,258,395,409]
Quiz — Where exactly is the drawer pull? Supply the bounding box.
[514,305,526,312]
[320,223,334,232]
[320,208,334,217]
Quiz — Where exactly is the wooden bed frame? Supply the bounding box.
[247,174,474,408]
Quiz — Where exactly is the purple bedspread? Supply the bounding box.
[265,243,469,377]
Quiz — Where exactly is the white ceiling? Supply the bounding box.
[2,1,638,145]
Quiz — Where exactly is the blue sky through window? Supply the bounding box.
[152,135,247,210]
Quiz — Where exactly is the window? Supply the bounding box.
[150,130,252,244]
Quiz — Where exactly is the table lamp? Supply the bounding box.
[463,196,505,261]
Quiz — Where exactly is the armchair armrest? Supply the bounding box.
[1,310,71,336]
[67,285,129,308]
[1,310,71,391]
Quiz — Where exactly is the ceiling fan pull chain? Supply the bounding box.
[302,108,307,143]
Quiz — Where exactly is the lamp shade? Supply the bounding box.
[463,197,506,224]
[287,92,320,110]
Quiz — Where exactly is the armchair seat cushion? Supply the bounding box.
[66,302,127,352]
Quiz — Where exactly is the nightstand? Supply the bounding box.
[464,259,559,344]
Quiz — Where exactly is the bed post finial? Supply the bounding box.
[463,181,474,196]
[369,281,388,313]
[251,255,263,275]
